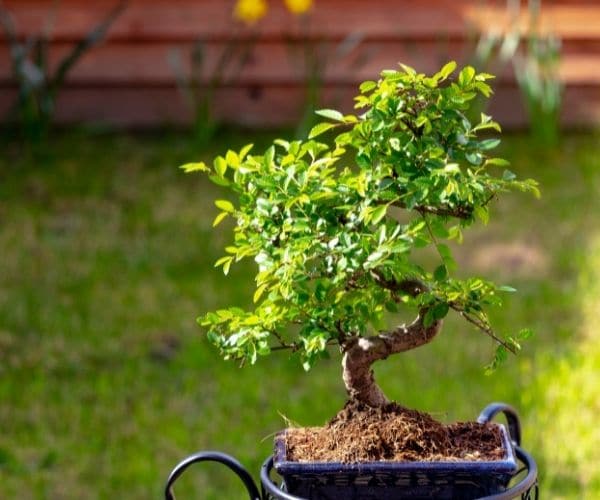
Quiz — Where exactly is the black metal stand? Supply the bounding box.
[164,403,539,500]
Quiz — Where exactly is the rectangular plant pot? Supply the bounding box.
[273,424,517,500]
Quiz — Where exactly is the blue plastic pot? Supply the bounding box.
[273,424,518,500]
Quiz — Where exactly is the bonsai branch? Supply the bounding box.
[449,304,517,354]
[270,344,298,351]
[399,118,423,138]
[391,200,474,220]
[390,191,498,221]
[370,270,427,298]
[270,339,338,352]
[416,204,473,219]
[342,309,443,407]
[269,329,296,350]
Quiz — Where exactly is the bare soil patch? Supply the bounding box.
[285,401,505,463]
[465,241,549,278]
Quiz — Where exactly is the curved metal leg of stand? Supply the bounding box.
[164,451,261,500]
[260,457,307,500]
[475,446,538,500]
[476,404,539,500]
[477,402,522,446]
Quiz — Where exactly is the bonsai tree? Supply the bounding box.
[184,62,538,408]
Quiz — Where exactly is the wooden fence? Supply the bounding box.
[1,0,599,128]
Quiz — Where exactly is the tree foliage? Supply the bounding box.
[186,62,538,373]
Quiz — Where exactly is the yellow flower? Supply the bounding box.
[284,0,313,15]
[234,0,268,25]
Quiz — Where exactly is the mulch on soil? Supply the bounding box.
[285,400,505,463]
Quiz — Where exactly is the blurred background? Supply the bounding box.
[0,0,598,498]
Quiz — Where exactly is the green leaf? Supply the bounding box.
[498,285,517,293]
[215,256,233,275]
[315,109,345,122]
[359,80,377,93]
[208,175,230,187]
[523,179,541,198]
[253,283,268,303]
[389,137,401,151]
[371,204,388,224]
[354,95,370,109]
[206,330,219,344]
[264,146,275,168]
[466,152,483,165]
[436,243,457,271]
[399,63,417,76]
[239,143,254,161]
[443,163,461,174]
[475,81,493,97]
[430,219,450,238]
[458,66,476,86]
[214,256,232,268]
[215,199,234,213]
[474,121,501,133]
[366,250,385,264]
[274,139,290,151]
[214,156,227,176]
[213,212,229,227]
[356,152,371,169]
[381,69,401,78]
[225,150,240,168]
[486,157,510,167]
[385,301,399,313]
[474,206,489,225]
[416,115,429,128]
[433,264,448,281]
[479,139,501,150]
[257,342,271,356]
[518,328,533,340]
[180,162,209,173]
[485,345,508,375]
[308,122,336,139]
[475,72,495,81]
[431,302,450,321]
[438,60,457,80]
[423,309,435,328]
[448,225,463,243]
[503,170,517,181]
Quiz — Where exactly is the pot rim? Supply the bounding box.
[273,422,518,475]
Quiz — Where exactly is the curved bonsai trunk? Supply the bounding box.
[342,313,443,407]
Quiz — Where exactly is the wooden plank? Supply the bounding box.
[1,84,598,128]
[0,40,469,85]
[3,0,600,42]
[2,0,599,129]
[0,0,472,41]
[2,40,599,86]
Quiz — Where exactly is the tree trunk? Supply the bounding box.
[341,313,443,407]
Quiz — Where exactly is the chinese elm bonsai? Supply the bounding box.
[183,62,538,425]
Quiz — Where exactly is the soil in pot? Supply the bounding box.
[285,400,505,463]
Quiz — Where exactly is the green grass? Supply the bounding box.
[1,130,599,498]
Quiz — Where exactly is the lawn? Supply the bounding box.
[0,130,599,499]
